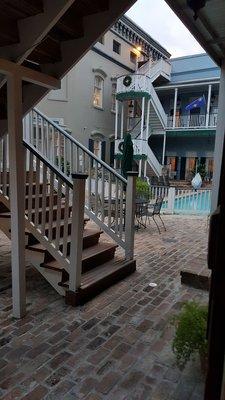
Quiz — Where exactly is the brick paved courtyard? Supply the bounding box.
[0,215,209,399]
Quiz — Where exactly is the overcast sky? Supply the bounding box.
[126,0,204,58]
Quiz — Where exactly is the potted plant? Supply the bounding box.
[171,301,208,373]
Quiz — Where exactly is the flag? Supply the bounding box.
[185,95,206,111]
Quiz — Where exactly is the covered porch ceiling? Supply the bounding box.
[165,0,225,66]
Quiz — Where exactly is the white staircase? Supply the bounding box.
[138,58,171,83]
[0,109,137,306]
[133,135,162,177]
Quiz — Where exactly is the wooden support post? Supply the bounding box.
[69,173,88,293]
[7,75,26,318]
[212,63,225,211]
[125,171,138,260]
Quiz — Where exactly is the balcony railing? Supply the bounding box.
[167,113,218,129]
[116,74,152,96]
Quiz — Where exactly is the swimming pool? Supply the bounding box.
[162,190,211,214]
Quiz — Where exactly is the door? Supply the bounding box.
[180,157,186,180]
[205,138,225,399]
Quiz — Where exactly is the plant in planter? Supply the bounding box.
[136,178,151,200]
[171,301,208,371]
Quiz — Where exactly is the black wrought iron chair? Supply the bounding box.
[146,196,166,233]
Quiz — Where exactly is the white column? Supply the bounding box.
[146,99,150,140]
[121,102,124,139]
[138,159,142,177]
[69,173,88,292]
[212,62,225,211]
[167,187,175,214]
[144,160,147,178]
[7,75,26,318]
[115,100,119,140]
[206,84,212,128]
[173,88,178,128]
[162,133,166,165]
[125,172,138,260]
[140,97,145,140]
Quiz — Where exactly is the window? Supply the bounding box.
[111,82,116,112]
[113,40,121,54]
[93,75,103,108]
[130,51,137,64]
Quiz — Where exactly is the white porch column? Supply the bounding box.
[162,133,166,165]
[115,99,119,140]
[7,76,26,318]
[121,102,124,139]
[146,99,150,140]
[212,62,225,210]
[172,88,178,128]
[138,159,142,177]
[125,172,138,260]
[140,97,145,140]
[206,84,212,128]
[69,173,88,293]
[144,160,147,178]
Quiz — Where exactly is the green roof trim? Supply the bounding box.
[116,91,151,101]
[166,129,216,137]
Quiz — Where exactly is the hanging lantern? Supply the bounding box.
[187,0,207,20]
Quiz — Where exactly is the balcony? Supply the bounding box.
[116,74,152,100]
[167,113,218,129]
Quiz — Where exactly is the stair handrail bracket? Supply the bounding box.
[22,108,136,261]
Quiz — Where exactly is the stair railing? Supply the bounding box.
[150,86,167,128]
[23,108,136,260]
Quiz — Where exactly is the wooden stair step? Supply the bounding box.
[63,258,136,306]
[26,225,96,253]
[42,242,117,273]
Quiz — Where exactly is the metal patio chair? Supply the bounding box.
[146,196,166,234]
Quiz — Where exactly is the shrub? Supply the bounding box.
[171,301,208,369]
[136,178,151,199]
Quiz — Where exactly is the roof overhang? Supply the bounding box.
[164,0,225,66]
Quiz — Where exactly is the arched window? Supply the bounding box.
[93,75,104,108]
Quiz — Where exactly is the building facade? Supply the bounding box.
[151,53,220,181]
[37,15,170,165]
[38,16,220,182]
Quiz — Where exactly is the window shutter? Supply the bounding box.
[110,141,115,166]
[89,138,94,152]
[101,141,106,161]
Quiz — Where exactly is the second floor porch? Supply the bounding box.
[167,112,218,130]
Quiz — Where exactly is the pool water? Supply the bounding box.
[163,190,211,214]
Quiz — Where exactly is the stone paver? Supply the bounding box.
[0,215,209,399]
